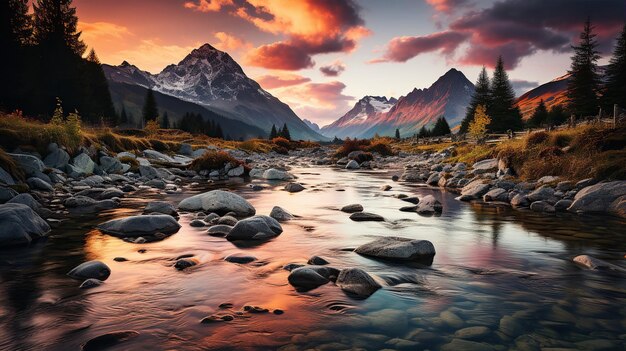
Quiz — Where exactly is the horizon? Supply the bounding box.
[73,0,626,126]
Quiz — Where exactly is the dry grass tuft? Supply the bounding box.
[190,150,242,171]
[0,148,25,182]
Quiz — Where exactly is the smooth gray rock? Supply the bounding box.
[139,165,160,179]
[345,160,360,169]
[355,236,436,261]
[349,212,384,222]
[206,224,233,236]
[567,181,626,217]
[416,195,443,214]
[43,146,70,169]
[224,253,257,264]
[6,193,40,212]
[460,180,491,200]
[341,204,363,213]
[307,255,329,265]
[8,153,45,176]
[64,196,118,212]
[144,201,178,216]
[178,190,255,216]
[288,267,329,290]
[270,206,294,221]
[226,215,282,241]
[483,188,508,202]
[100,156,123,174]
[227,165,244,177]
[71,153,95,175]
[75,187,123,200]
[262,168,294,180]
[527,186,555,202]
[554,199,573,211]
[472,158,498,172]
[336,268,381,297]
[79,278,104,289]
[68,260,111,281]
[179,143,193,156]
[217,215,238,226]
[98,215,181,237]
[284,182,305,193]
[0,203,50,246]
[529,201,555,213]
[143,149,175,163]
[0,167,15,185]
[510,194,530,208]
[0,187,18,203]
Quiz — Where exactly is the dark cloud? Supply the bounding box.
[319,61,346,76]
[511,79,540,96]
[375,0,625,68]
[246,42,314,70]
[426,0,471,13]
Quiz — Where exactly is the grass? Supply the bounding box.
[190,150,242,171]
[334,138,396,158]
[0,148,25,182]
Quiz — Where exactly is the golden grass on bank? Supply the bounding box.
[190,150,242,171]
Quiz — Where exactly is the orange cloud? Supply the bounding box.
[213,32,251,52]
[256,74,311,89]
[184,0,234,12]
[79,21,132,44]
[107,39,200,73]
[245,41,314,70]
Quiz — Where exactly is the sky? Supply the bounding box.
[73,0,625,127]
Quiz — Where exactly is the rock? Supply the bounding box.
[189,219,207,227]
[460,180,491,200]
[340,204,363,213]
[472,158,498,172]
[178,190,256,217]
[6,193,40,211]
[554,199,573,211]
[98,215,181,237]
[307,255,329,265]
[355,236,435,262]
[68,261,111,281]
[263,168,294,180]
[401,196,420,204]
[226,215,282,241]
[527,186,555,202]
[0,167,15,185]
[441,339,495,351]
[43,146,70,169]
[345,160,360,169]
[143,149,175,163]
[416,195,443,214]
[440,310,464,328]
[0,187,18,203]
[227,165,245,177]
[71,153,95,175]
[336,268,381,297]
[81,331,139,351]
[0,203,50,246]
[287,265,339,290]
[99,156,123,174]
[537,175,559,184]
[224,253,257,264]
[174,257,199,270]
[144,201,178,216]
[64,196,118,211]
[391,175,399,181]
[8,153,45,176]
[529,201,555,213]
[556,181,574,192]
[575,178,596,189]
[573,255,623,271]
[349,212,384,222]
[426,172,440,185]
[145,179,166,189]
[381,184,392,191]
[567,181,626,217]
[270,206,294,221]
[217,215,238,226]
[455,326,491,340]
[139,165,160,179]
[179,143,193,156]
[206,224,232,236]
[399,205,418,212]
[284,182,305,193]
[75,188,123,200]
[483,188,508,202]
[499,315,525,337]
[79,278,104,289]
[510,194,530,208]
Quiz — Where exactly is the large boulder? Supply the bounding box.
[270,206,294,222]
[144,201,178,216]
[336,268,381,297]
[472,158,498,172]
[0,187,18,203]
[263,168,294,180]
[6,193,41,211]
[178,190,256,217]
[345,160,360,170]
[460,179,491,200]
[0,203,50,246]
[43,144,70,169]
[71,153,95,175]
[226,215,282,241]
[67,260,111,281]
[143,149,175,163]
[287,265,339,290]
[355,236,436,262]
[27,177,53,192]
[97,214,181,237]
[100,156,124,174]
[567,181,626,218]
[0,167,15,185]
[416,195,443,214]
[8,153,45,177]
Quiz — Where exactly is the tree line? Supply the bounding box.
[1,0,115,124]
[269,123,291,140]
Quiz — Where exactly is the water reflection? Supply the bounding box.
[0,166,625,350]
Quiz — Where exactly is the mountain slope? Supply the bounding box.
[104,44,327,141]
[107,82,266,140]
[516,74,569,119]
[320,96,396,138]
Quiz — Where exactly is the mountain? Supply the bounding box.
[320,96,397,138]
[107,81,266,140]
[322,69,474,138]
[303,119,321,132]
[516,73,569,119]
[103,44,327,141]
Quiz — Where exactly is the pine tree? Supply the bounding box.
[418,125,430,138]
[431,117,451,136]
[395,128,401,139]
[528,99,549,128]
[489,56,523,132]
[567,18,601,118]
[548,105,568,126]
[33,0,86,56]
[269,124,277,139]
[0,0,32,110]
[160,111,169,128]
[81,49,115,124]
[142,89,158,125]
[603,24,626,110]
[280,123,291,140]
[460,67,491,134]
[215,123,224,139]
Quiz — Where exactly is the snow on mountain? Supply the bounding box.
[320,96,397,139]
[103,44,327,141]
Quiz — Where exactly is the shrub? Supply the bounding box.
[365,139,395,156]
[272,137,291,150]
[335,138,371,157]
[272,146,289,155]
[144,120,160,135]
[0,128,22,150]
[524,131,549,148]
[468,105,490,140]
[538,146,564,158]
[190,151,242,171]
[149,139,169,152]
[548,132,573,148]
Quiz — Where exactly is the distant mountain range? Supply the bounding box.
[103,44,327,141]
[321,69,474,138]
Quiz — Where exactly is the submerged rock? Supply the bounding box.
[0,203,50,247]
[207,224,233,236]
[68,261,111,281]
[178,190,256,217]
[284,182,305,193]
[340,204,363,213]
[573,255,624,271]
[355,236,436,262]
[336,268,381,298]
[224,253,257,264]
[79,278,104,289]
[270,206,294,222]
[288,265,339,290]
[81,331,139,351]
[98,215,181,237]
[225,215,282,241]
[416,195,443,214]
[349,212,384,222]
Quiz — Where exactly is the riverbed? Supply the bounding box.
[1,166,625,350]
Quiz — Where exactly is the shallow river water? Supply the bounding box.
[1,166,625,351]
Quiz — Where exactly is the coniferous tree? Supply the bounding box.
[547,105,568,126]
[33,0,86,56]
[567,18,601,117]
[280,123,291,140]
[269,124,278,139]
[431,117,452,136]
[395,128,401,139]
[489,56,523,132]
[460,67,491,134]
[215,123,224,139]
[142,88,158,126]
[528,99,549,127]
[418,125,430,138]
[82,49,115,124]
[603,24,626,110]
[160,111,169,128]
[0,0,32,110]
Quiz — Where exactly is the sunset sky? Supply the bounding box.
[73,0,625,126]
